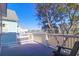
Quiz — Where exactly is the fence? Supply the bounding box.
[31,33,79,49]
[30,33,79,55]
[16,32,79,49]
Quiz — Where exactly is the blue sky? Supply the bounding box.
[7,3,40,30]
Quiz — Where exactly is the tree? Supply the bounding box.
[36,3,79,47]
[55,3,79,46]
[36,3,60,33]
[36,3,79,34]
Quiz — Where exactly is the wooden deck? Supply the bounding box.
[1,42,54,56]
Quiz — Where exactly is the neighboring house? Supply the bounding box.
[18,27,28,34]
[17,27,34,44]
[17,27,29,39]
[1,9,18,47]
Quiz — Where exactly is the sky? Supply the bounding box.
[7,3,41,30]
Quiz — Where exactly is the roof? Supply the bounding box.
[2,9,19,21]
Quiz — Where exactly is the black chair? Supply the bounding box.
[53,41,79,56]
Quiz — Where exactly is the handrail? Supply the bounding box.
[48,34,79,38]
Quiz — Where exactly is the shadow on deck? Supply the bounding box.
[1,43,54,56]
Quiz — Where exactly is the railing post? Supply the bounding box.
[44,33,49,46]
[31,33,34,42]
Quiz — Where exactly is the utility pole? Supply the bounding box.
[0,4,2,55]
[0,3,7,55]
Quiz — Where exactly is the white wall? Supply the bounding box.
[2,20,17,33]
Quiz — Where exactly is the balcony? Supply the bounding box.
[0,33,79,56]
